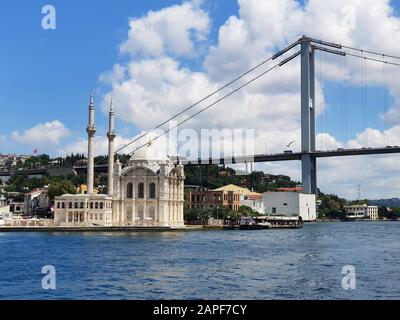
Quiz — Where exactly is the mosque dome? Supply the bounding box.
[129,135,170,162]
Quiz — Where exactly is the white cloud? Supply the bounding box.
[57,135,135,157]
[99,64,126,85]
[96,0,400,199]
[11,120,71,146]
[119,1,210,58]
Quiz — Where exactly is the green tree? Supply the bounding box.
[48,180,76,200]
[318,193,346,219]
[238,205,254,217]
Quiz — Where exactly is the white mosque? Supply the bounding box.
[53,96,185,228]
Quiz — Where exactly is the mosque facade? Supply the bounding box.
[53,96,185,228]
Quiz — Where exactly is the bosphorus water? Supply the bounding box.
[0,221,399,300]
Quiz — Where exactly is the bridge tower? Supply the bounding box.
[300,36,317,195]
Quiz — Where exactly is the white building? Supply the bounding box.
[262,192,317,222]
[344,204,379,220]
[0,206,13,226]
[112,147,185,227]
[0,194,6,207]
[54,194,113,226]
[240,194,265,214]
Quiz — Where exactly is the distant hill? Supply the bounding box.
[369,198,400,208]
[184,165,301,193]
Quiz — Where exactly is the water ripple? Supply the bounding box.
[0,221,399,299]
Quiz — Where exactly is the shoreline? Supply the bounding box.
[0,226,189,233]
[0,220,398,233]
[316,219,399,222]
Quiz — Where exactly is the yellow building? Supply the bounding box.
[214,184,264,214]
[76,184,98,195]
[214,184,261,198]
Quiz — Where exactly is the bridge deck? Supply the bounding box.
[68,147,400,171]
[184,146,400,165]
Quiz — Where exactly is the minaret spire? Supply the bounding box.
[107,98,116,196]
[86,93,96,194]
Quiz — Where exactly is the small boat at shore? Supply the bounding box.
[224,216,303,230]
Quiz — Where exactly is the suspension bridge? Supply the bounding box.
[87,35,400,196]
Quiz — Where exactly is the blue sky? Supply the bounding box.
[0,0,239,155]
[2,0,400,199]
[1,0,400,155]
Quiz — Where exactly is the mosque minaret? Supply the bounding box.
[107,99,116,196]
[53,95,185,228]
[86,94,96,195]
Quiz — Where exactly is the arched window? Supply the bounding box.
[62,202,65,209]
[90,202,93,209]
[127,183,133,199]
[95,202,98,209]
[80,202,84,209]
[138,183,144,199]
[100,202,104,209]
[149,183,156,199]
[69,202,73,209]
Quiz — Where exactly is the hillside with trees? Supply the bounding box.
[184,165,301,192]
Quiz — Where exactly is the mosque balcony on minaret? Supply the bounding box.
[107,131,116,140]
[86,125,96,136]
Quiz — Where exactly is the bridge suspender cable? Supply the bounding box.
[344,55,348,145]
[340,56,345,148]
[361,56,366,146]
[324,50,328,150]
[383,59,390,146]
[317,51,322,147]
[364,57,368,146]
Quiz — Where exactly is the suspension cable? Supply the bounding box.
[91,54,283,167]
[341,44,400,61]
[112,56,279,156]
[126,63,282,157]
[345,52,400,67]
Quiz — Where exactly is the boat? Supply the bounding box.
[239,217,270,230]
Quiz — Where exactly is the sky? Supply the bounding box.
[1,0,400,199]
